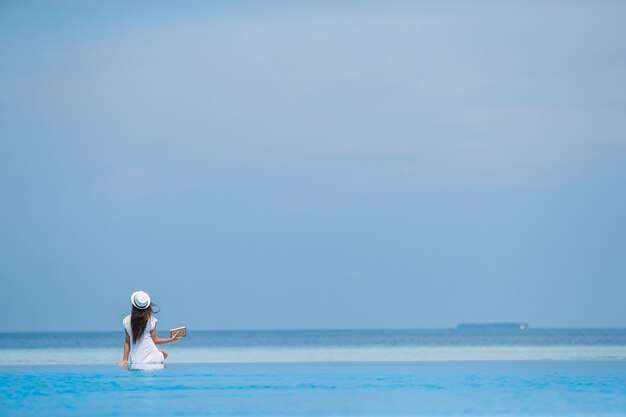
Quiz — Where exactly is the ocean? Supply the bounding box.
[1,329,626,416]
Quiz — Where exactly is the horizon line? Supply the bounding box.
[2,326,626,334]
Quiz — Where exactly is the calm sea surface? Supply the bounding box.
[4,328,626,349]
[1,328,625,364]
[2,329,625,416]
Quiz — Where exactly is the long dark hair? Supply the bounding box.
[130,305,157,343]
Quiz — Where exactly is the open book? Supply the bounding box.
[170,326,187,338]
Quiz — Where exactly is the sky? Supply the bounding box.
[1,0,625,331]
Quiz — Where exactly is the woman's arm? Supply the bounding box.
[151,325,179,345]
[117,331,130,365]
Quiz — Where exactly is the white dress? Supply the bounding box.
[123,315,165,364]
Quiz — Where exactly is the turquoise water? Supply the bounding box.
[2,329,626,364]
[2,330,626,416]
[4,328,626,349]
[2,361,626,416]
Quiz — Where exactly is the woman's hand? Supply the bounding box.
[120,331,130,365]
[151,326,183,345]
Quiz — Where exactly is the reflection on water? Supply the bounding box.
[127,363,165,372]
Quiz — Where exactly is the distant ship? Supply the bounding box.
[456,322,529,330]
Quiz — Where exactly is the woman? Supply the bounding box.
[117,291,179,365]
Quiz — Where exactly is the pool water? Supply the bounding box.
[2,361,626,417]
